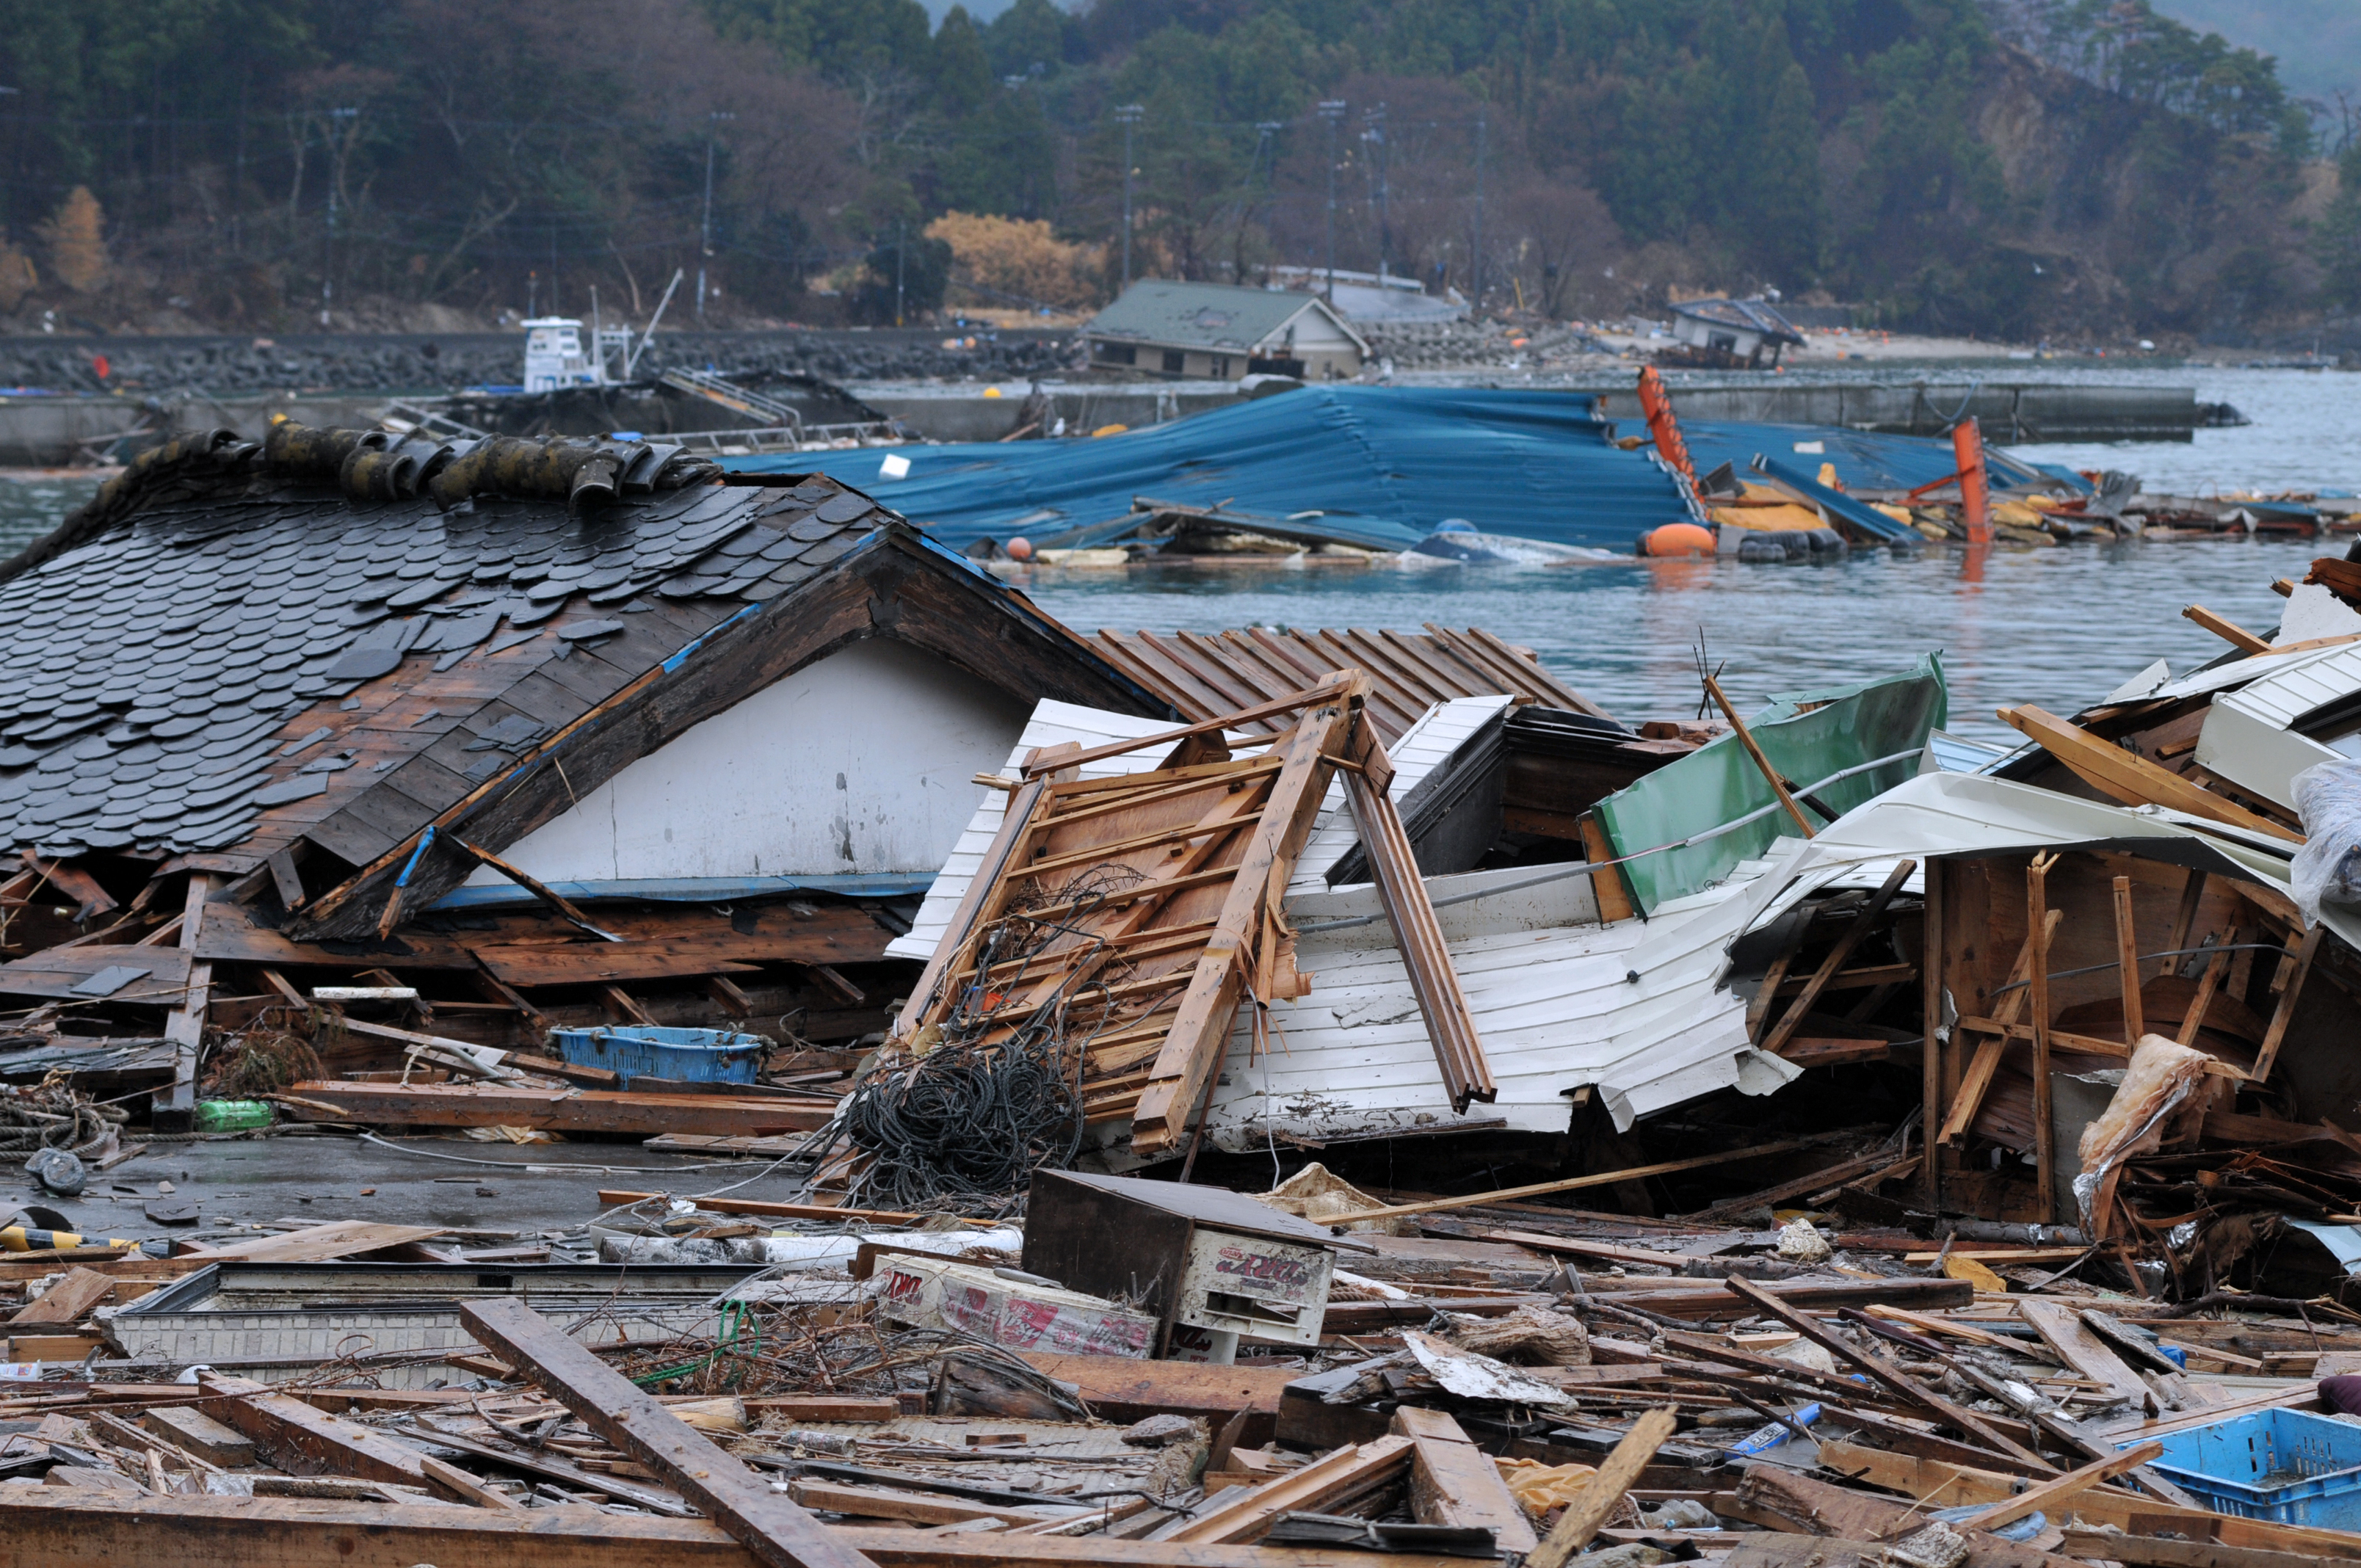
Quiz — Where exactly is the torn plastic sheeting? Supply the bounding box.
[1400,1329,1575,1409]
[2291,759,2361,925]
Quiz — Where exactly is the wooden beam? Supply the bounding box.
[460,1296,877,1568]
[154,874,213,1133]
[1763,860,1915,1057]
[282,1082,828,1136]
[599,984,657,1026]
[1389,1407,1537,1554]
[2252,925,2322,1083]
[1526,1407,1678,1568]
[2177,942,2230,1048]
[1703,675,1815,838]
[2114,874,2145,1047]
[0,1492,1488,1568]
[450,837,619,941]
[7,1268,115,1326]
[2028,852,2055,1219]
[1999,704,2301,843]
[2183,605,2271,654]
[1922,857,1943,1208]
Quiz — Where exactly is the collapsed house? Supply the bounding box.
[0,424,1179,1127]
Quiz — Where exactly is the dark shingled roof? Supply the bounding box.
[0,424,1165,895]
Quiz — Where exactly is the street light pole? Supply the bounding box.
[697,109,733,324]
[1115,104,1144,287]
[322,106,358,327]
[1363,104,1389,286]
[1318,100,1346,302]
[1472,109,1487,312]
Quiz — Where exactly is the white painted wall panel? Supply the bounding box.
[468,639,1031,885]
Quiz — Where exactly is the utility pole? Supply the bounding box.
[1115,103,1144,287]
[1362,104,1389,285]
[1472,109,1487,312]
[1246,120,1282,284]
[894,218,906,328]
[321,106,358,328]
[1319,100,1346,301]
[697,109,733,324]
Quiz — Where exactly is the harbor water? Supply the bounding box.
[0,366,2349,744]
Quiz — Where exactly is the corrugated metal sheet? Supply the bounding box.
[730,387,1697,551]
[1085,624,1604,743]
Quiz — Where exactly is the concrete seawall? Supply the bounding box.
[0,375,2199,466]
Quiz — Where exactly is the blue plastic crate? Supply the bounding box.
[2133,1408,2361,1529]
[549,1026,766,1089]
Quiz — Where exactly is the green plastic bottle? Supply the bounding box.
[192,1100,275,1132]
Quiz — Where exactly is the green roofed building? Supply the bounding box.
[1084,280,1369,382]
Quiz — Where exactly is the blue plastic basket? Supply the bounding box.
[549,1026,766,1089]
[2133,1409,2361,1529]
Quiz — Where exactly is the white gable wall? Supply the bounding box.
[468,638,1032,885]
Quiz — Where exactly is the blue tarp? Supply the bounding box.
[1680,420,2068,493]
[730,386,1695,551]
[725,388,2050,553]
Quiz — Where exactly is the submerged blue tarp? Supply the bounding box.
[731,385,1694,551]
[1680,420,2071,494]
[725,387,2054,552]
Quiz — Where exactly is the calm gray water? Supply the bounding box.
[0,366,2349,741]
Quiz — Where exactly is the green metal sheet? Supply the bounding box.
[1595,653,1948,914]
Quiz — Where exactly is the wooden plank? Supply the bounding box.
[596,1191,983,1227]
[179,1222,450,1263]
[7,1268,117,1327]
[1019,674,1352,779]
[2064,1527,2361,1568]
[1018,1354,1291,1449]
[280,1082,829,1136]
[1959,1441,2162,1531]
[787,1480,1080,1527]
[1390,1406,1537,1553]
[1580,813,1638,923]
[1164,1435,1413,1545]
[1527,1407,1678,1568]
[476,930,882,986]
[200,1376,482,1504]
[1341,737,1494,1111]
[460,1295,877,1568]
[1732,1467,2065,1568]
[1999,705,2301,843]
[2019,1297,2153,1412]
[0,1491,1495,1568]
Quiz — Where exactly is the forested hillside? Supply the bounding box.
[0,0,2343,344]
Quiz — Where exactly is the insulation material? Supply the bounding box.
[2074,1034,2211,1238]
[2293,759,2361,923]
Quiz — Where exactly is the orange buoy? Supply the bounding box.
[1006,537,1034,561]
[1642,522,1716,557]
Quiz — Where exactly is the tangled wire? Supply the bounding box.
[0,1075,128,1161]
[841,870,1145,1213]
